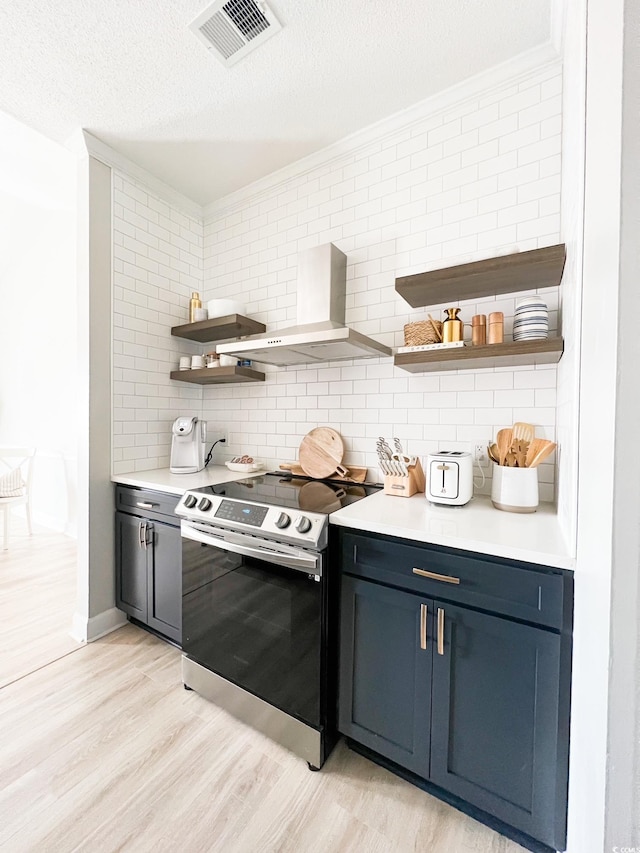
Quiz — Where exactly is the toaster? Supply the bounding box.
[426,451,473,506]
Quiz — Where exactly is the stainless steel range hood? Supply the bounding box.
[216,244,392,366]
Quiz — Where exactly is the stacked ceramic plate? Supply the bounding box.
[513,297,549,341]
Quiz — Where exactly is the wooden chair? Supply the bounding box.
[0,448,36,550]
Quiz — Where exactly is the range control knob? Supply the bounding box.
[198,497,212,511]
[295,515,312,534]
[275,512,291,529]
[184,494,197,508]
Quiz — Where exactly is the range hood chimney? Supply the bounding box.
[216,244,392,366]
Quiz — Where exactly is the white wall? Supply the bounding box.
[606,0,640,841]
[201,62,563,497]
[555,0,585,554]
[561,0,640,853]
[73,152,126,642]
[111,174,204,473]
[109,60,564,496]
[0,112,77,533]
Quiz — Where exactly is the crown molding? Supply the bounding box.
[203,42,561,222]
[68,130,205,220]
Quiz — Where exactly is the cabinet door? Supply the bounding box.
[430,602,565,850]
[115,511,147,621]
[146,519,182,644]
[339,575,432,777]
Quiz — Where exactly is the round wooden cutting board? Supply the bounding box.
[298,427,345,479]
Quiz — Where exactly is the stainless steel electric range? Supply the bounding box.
[175,472,379,770]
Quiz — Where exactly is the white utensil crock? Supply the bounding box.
[491,465,539,513]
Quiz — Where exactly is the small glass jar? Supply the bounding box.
[205,351,219,368]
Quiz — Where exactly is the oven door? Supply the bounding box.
[181,520,324,727]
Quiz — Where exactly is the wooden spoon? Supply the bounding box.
[525,437,546,467]
[512,421,535,444]
[496,428,513,467]
[428,313,443,342]
[487,444,500,464]
[528,440,557,468]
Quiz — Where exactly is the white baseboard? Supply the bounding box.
[70,607,127,643]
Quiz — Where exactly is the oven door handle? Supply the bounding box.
[181,521,322,576]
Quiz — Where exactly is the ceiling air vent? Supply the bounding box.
[189,0,282,67]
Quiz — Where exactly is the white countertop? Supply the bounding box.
[113,468,575,570]
[330,491,575,570]
[112,465,260,496]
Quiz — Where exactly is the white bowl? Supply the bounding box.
[219,354,237,367]
[207,298,246,318]
[225,461,263,473]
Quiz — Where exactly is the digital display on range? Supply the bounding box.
[214,499,268,527]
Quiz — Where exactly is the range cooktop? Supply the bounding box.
[194,471,380,515]
[175,472,380,550]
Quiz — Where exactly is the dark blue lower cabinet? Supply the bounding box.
[116,511,148,621]
[338,571,570,851]
[430,602,565,850]
[116,509,182,645]
[146,519,182,644]
[339,574,432,778]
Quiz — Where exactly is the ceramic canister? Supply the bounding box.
[513,297,548,341]
[491,464,539,513]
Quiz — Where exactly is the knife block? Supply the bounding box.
[383,458,425,497]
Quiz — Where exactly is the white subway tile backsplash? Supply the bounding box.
[474,408,514,426]
[441,164,479,191]
[461,103,500,132]
[112,65,561,497]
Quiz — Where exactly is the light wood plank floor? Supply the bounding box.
[0,518,80,688]
[0,623,526,853]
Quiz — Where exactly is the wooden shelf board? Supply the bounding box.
[394,337,564,373]
[395,244,566,308]
[170,366,265,384]
[171,314,266,343]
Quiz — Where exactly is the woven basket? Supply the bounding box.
[404,319,443,346]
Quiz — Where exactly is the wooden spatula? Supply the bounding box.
[512,422,535,445]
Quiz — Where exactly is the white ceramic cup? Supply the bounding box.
[194,307,208,322]
[179,356,191,371]
[491,464,539,513]
[191,354,205,369]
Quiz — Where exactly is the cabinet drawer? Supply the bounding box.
[339,530,570,630]
[116,485,180,522]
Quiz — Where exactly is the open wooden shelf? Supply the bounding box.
[171,314,266,344]
[170,366,265,385]
[394,337,564,373]
[395,244,566,308]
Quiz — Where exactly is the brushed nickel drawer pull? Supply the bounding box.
[412,568,460,584]
[419,604,428,650]
[437,607,445,656]
[136,501,157,509]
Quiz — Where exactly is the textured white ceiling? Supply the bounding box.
[0,0,551,205]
